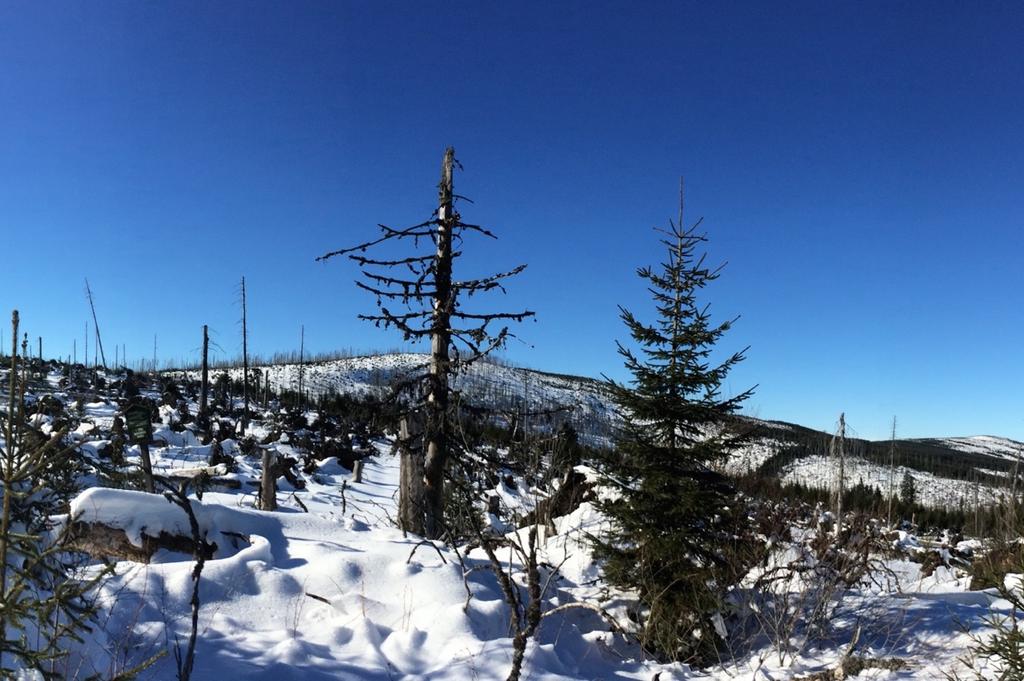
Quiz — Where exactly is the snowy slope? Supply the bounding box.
[72,444,670,681]
[2,367,1014,679]
[922,435,1024,462]
[170,354,1024,510]
[65,431,1002,681]
[173,354,617,446]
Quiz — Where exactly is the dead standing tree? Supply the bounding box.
[240,276,250,433]
[318,147,533,540]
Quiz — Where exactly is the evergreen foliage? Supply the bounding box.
[900,470,917,506]
[595,199,753,664]
[0,311,109,678]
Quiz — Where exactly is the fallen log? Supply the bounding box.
[68,520,217,564]
[161,464,242,490]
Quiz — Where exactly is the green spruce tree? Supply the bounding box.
[1,311,110,677]
[596,188,753,664]
[899,470,916,506]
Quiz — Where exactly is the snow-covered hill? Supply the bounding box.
[2,364,1016,679]
[922,435,1024,462]
[174,354,618,446]
[64,417,1001,681]
[174,354,1024,511]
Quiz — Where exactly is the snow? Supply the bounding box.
[171,353,618,447]
[71,487,202,547]
[8,360,1024,679]
[54,441,1012,680]
[72,452,674,680]
[779,454,1010,510]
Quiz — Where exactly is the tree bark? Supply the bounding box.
[260,448,277,511]
[398,416,426,535]
[241,277,249,432]
[421,147,455,540]
[68,521,216,563]
[199,324,209,422]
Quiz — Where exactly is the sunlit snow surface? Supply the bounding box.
[60,442,1003,680]
[2,367,1016,679]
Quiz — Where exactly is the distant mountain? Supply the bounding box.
[177,353,1023,510]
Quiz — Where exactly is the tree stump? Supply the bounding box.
[260,448,277,511]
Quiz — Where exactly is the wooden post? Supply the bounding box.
[139,441,155,493]
[125,403,156,493]
[260,447,277,511]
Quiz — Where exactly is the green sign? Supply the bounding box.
[124,404,152,444]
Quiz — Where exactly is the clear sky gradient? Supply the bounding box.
[1,2,1021,440]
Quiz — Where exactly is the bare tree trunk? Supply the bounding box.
[260,448,277,511]
[241,277,249,432]
[887,416,896,527]
[84,279,107,368]
[199,325,209,422]
[298,324,304,411]
[398,417,426,535]
[421,148,456,540]
[832,412,846,538]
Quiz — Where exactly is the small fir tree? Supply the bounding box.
[596,189,753,664]
[900,471,916,506]
[0,311,109,677]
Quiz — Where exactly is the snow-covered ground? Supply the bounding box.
[59,426,1006,680]
[780,454,1010,510]
[69,442,673,680]
[172,354,618,447]
[2,367,1019,679]
[170,354,1024,511]
[928,435,1024,462]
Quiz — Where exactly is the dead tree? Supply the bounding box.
[199,325,210,424]
[831,412,846,537]
[886,416,897,527]
[241,276,250,432]
[396,416,426,535]
[259,447,277,511]
[297,325,304,410]
[84,279,107,369]
[318,147,533,540]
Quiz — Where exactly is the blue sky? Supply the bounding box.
[0,2,1021,440]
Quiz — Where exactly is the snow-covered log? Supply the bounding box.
[67,488,217,563]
